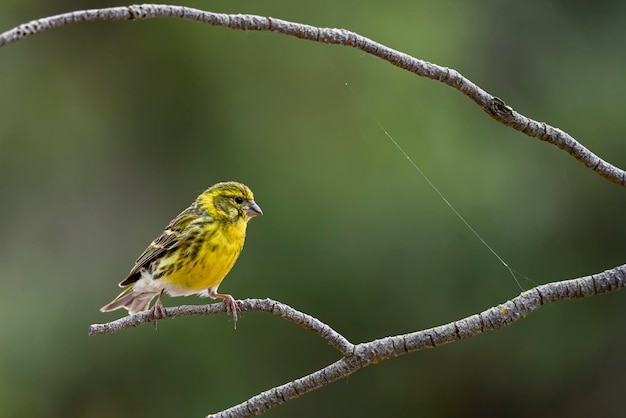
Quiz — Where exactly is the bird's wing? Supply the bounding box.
[119,206,203,286]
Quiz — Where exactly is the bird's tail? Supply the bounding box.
[100,285,158,315]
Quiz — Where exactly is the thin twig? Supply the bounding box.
[89,298,355,356]
[0,4,624,186]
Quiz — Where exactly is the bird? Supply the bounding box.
[100,181,262,328]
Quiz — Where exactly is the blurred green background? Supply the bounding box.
[1,1,625,417]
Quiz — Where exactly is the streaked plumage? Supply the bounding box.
[100,181,262,327]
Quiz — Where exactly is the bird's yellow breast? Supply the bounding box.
[156,219,246,294]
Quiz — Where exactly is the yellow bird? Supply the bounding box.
[100,181,262,327]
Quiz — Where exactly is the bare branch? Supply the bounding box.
[89,298,355,356]
[87,264,626,417]
[0,4,624,186]
[210,265,625,417]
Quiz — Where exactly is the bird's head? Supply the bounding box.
[199,181,263,223]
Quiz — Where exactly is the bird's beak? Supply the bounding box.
[247,201,263,218]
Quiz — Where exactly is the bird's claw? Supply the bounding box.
[149,292,167,329]
[222,295,240,329]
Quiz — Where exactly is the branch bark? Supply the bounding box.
[88,264,626,417]
[89,298,354,356]
[0,4,625,186]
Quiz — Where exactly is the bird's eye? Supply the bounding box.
[234,197,244,204]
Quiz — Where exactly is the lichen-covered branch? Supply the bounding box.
[0,4,624,186]
[88,264,626,418]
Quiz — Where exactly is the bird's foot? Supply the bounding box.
[212,293,240,329]
[149,290,167,329]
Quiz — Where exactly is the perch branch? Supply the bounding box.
[88,264,626,418]
[89,298,354,356]
[0,4,625,186]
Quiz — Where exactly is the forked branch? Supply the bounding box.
[88,264,626,417]
[0,4,625,186]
